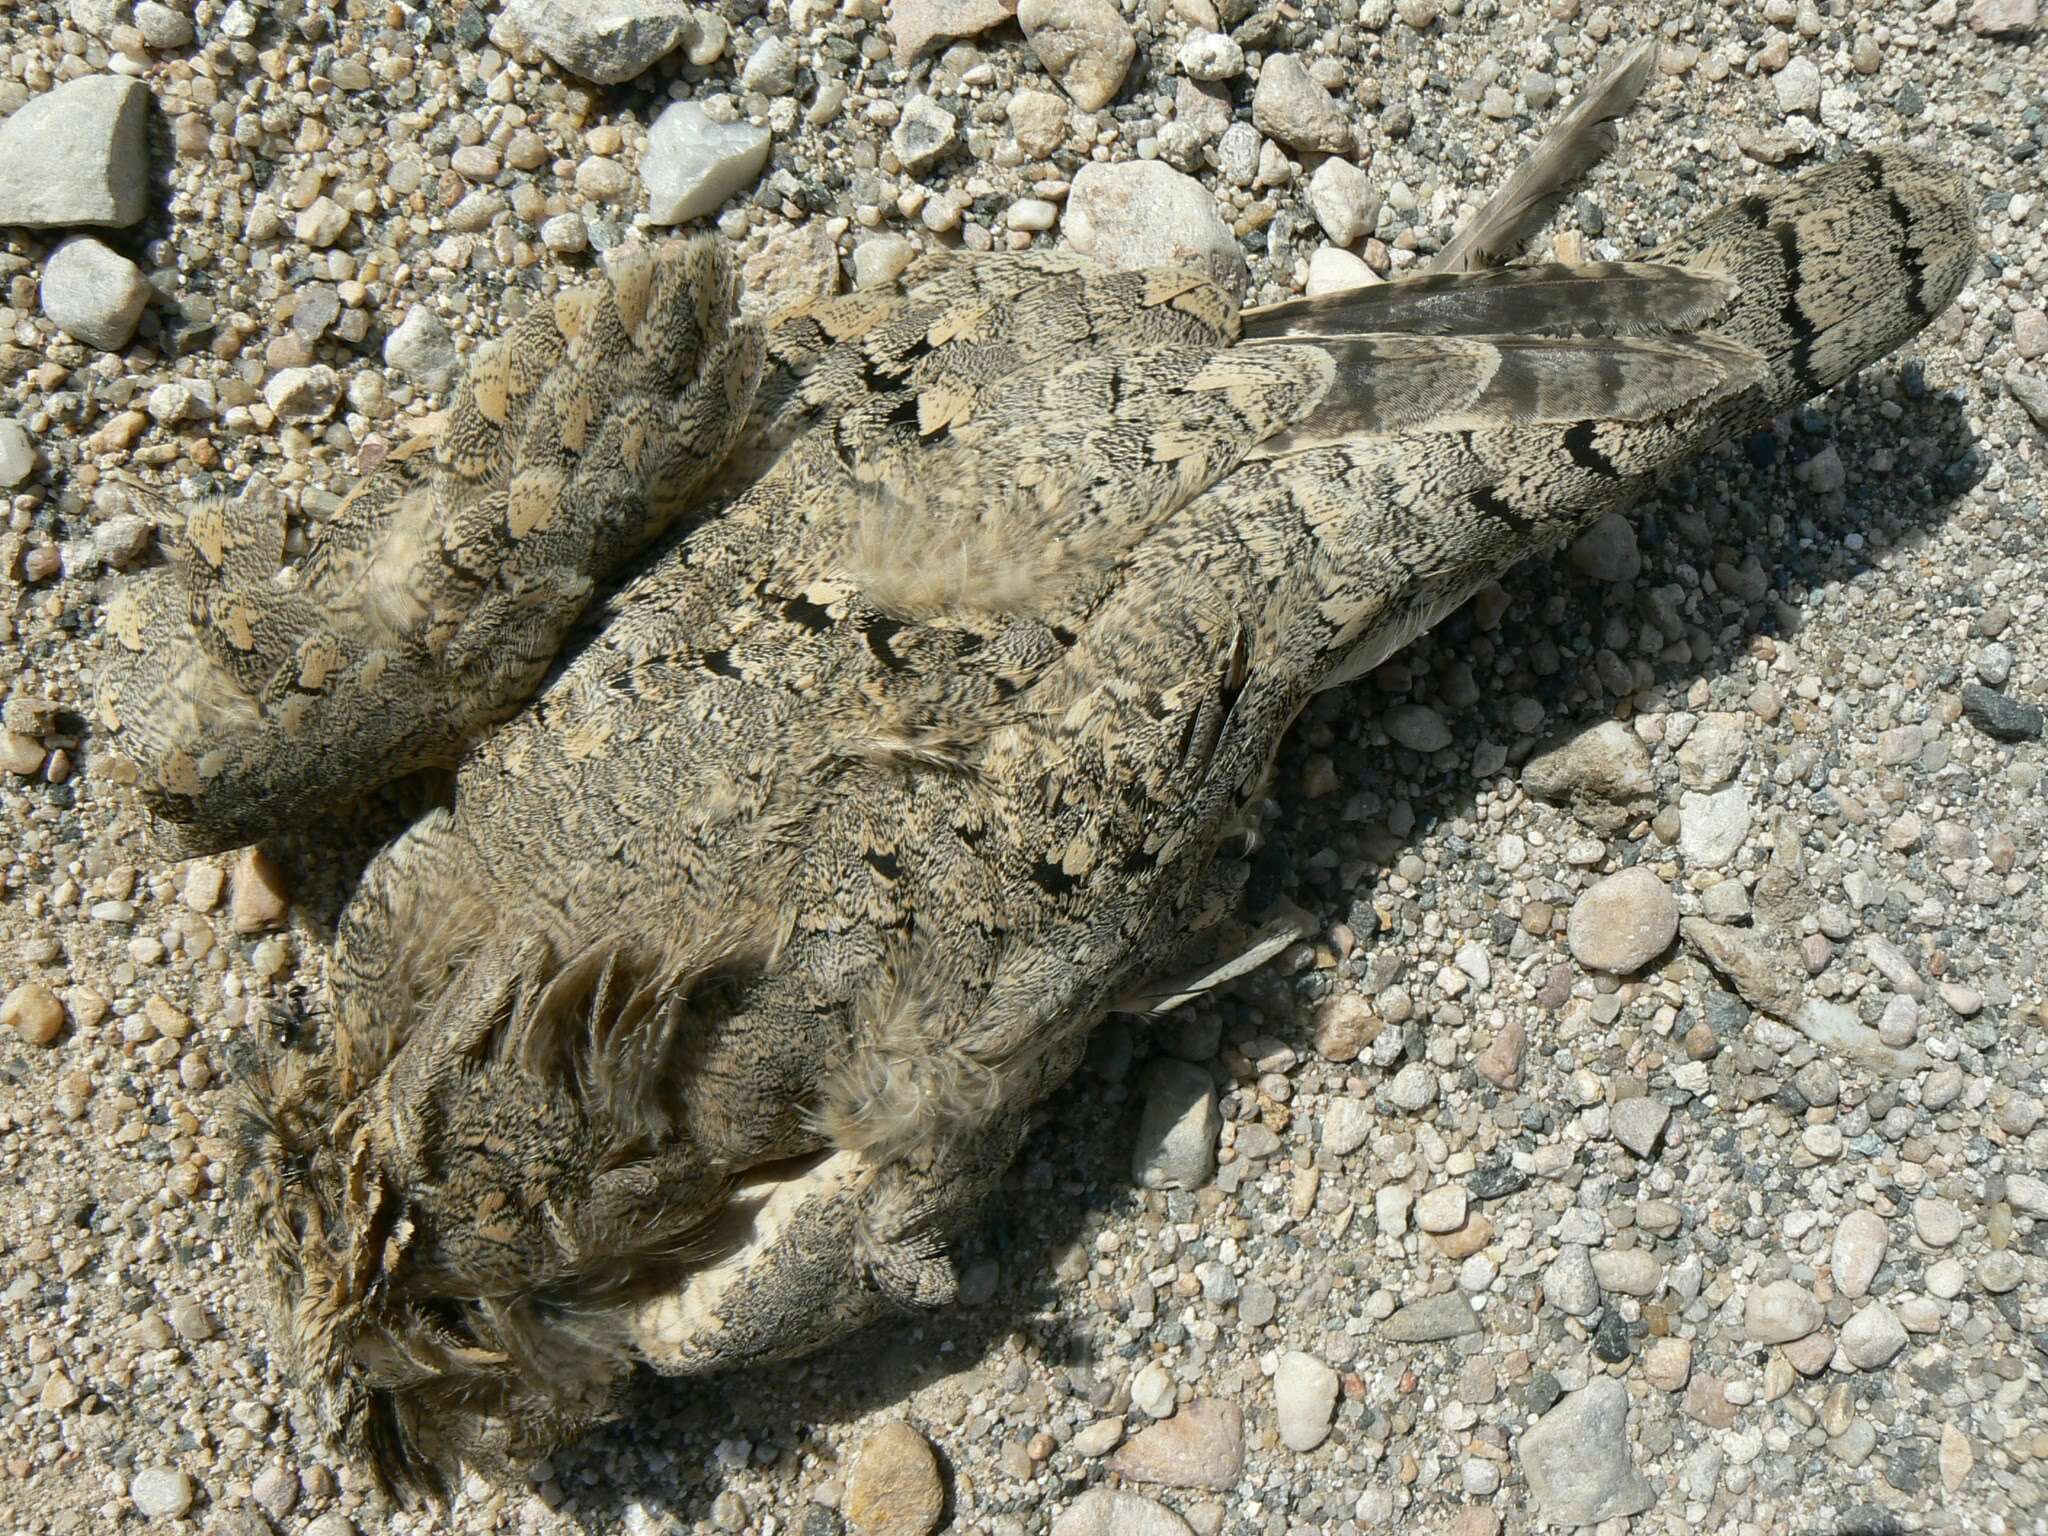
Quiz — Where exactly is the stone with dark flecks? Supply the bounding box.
[1960,683,2043,742]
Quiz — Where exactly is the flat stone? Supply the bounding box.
[42,236,150,351]
[1108,1400,1245,1491]
[1590,1248,1662,1298]
[1830,1210,1888,1299]
[1745,1279,1823,1344]
[888,0,1017,67]
[1381,1291,1481,1342]
[1383,703,1451,752]
[1321,1096,1373,1156]
[1414,1186,1466,1234]
[1681,917,1804,1021]
[1131,1060,1219,1190]
[1839,1302,1908,1370]
[644,102,771,225]
[503,0,701,82]
[0,420,32,488]
[1273,1350,1338,1451]
[1052,1490,1194,1536]
[1017,0,1135,111]
[1677,712,1748,788]
[1071,1417,1126,1457]
[1568,867,1678,975]
[1968,0,2038,35]
[844,1422,944,1536]
[1960,683,2043,743]
[1252,53,1353,152]
[1069,159,1249,302]
[264,365,342,422]
[0,75,150,228]
[1791,998,1930,1078]
[1611,1095,1671,1157]
[2005,1173,2048,1218]
[1517,1377,1655,1526]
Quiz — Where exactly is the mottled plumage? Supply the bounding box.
[97,92,1975,1500]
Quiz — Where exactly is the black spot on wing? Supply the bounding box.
[1029,857,1077,897]
[863,847,903,880]
[864,615,908,669]
[1866,150,1931,321]
[1466,485,1536,536]
[1562,419,1620,478]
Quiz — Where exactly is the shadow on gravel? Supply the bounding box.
[542,379,1976,1525]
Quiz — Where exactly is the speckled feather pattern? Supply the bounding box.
[96,144,1973,1497]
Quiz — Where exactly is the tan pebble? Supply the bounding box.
[1,981,65,1045]
[145,996,194,1040]
[182,862,225,912]
[844,1421,944,1536]
[0,729,45,775]
[64,985,109,1031]
[231,847,290,932]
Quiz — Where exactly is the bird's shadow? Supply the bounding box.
[507,378,1977,1530]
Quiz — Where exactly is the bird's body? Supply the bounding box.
[97,117,1975,1492]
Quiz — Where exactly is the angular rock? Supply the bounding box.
[889,0,1017,67]
[1307,157,1378,246]
[383,306,458,392]
[1018,0,1135,111]
[1567,867,1677,975]
[1321,1096,1373,1157]
[1610,1095,1671,1157]
[42,235,151,351]
[1517,1378,1655,1526]
[1541,1242,1601,1317]
[644,102,772,224]
[503,0,701,83]
[1681,917,1804,1021]
[1791,998,1930,1078]
[891,95,959,175]
[1521,721,1654,832]
[1131,1059,1219,1189]
[0,75,150,228]
[1053,1490,1193,1536]
[844,1422,944,1536]
[1252,53,1353,152]
[1381,1291,1480,1341]
[1960,683,2044,742]
[0,420,34,488]
[1063,160,1247,298]
[1306,244,1377,295]
[1680,782,1753,867]
[1968,0,2038,35]
[264,365,342,422]
[1108,1399,1245,1491]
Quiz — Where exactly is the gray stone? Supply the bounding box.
[1774,56,1822,116]
[0,420,33,488]
[1131,1060,1219,1190]
[1679,783,1753,868]
[1306,156,1377,245]
[1839,1301,1908,1369]
[1611,1095,1671,1157]
[1321,1096,1373,1157]
[740,36,799,96]
[1791,998,1930,1077]
[1542,1242,1601,1317]
[1568,867,1678,975]
[1273,1350,1338,1451]
[1018,0,1135,111]
[1239,1280,1277,1326]
[1590,1248,1662,1298]
[1744,1279,1823,1344]
[1522,721,1654,830]
[383,306,458,391]
[2009,365,2048,429]
[41,236,150,351]
[1682,917,1805,1021]
[1913,1197,1964,1247]
[1380,1291,1480,1341]
[644,102,772,224]
[1053,1489,1194,1536]
[1131,1361,1176,1418]
[1175,31,1244,82]
[129,1467,195,1519]
[2006,1173,2048,1218]
[134,2,196,48]
[0,75,150,228]
[503,0,701,82]
[1830,1210,1887,1299]
[264,365,341,422]
[891,95,959,174]
[1063,160,1246,298]
[1517,1378,1655,1526]
[1252,53,1353,153]
[1383,703,1450,752]
[1384,1061,1437,1111]
[1677,712,1748,788]
[888,0,1017,68]
[1567,513,1641,583]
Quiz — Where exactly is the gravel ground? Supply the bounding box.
[2,1,2045,1533]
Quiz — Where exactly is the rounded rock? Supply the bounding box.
[129,1467,195,1519]
[844,1422,943,1536]
[1567,868,1678,975]
[42,235,151,351]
